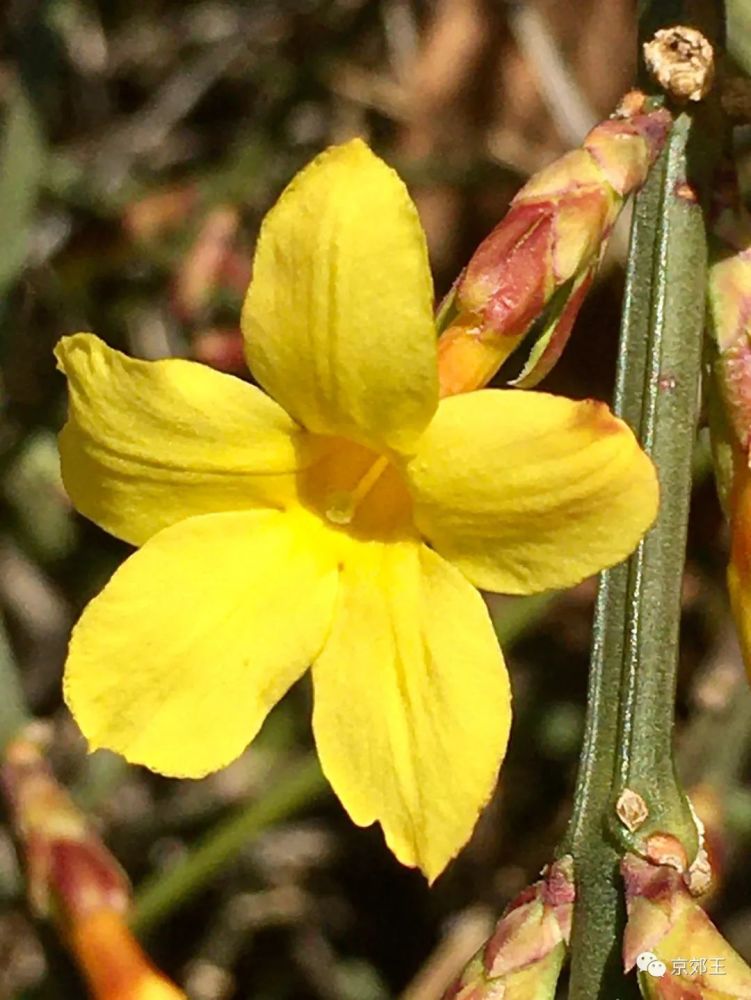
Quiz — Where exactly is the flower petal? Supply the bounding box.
[242,139,438,453]
[57,333,312,546]
[311,539,509,880]
[64,508,338,777]
[406,389,658,594]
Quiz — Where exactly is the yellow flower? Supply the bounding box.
[56,140,658,880]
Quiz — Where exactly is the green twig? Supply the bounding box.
[563,64,722,1000]
[131,755,328,935]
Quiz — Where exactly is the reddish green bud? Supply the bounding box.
[71,910,187,1000]
[436,94,672,396]
[171,205,249,322]
[2,727,187,999]
[622,854,751,998]
[688,785,728,906]
[1,725,130,923]
[192,327,246,373]
[582,107,677,196]
[441,857,574,999]
[122,184,197,243]
[705,201,751,675]
[706,207,751,454]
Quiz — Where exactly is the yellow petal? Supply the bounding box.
[311,538,509,880]
[56,333,313,546]
[64,508,338,777]
[406,389,658,594]
[242,139,438,453]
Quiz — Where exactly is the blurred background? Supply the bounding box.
[1,1,750,997]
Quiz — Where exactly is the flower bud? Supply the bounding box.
[437,94,672,396]
[70,910,186,1000]
[622,853,751,998]
[706,203,751,674]
[1,726,130,922]
[171,206,250,322]
[122,185,197,244]
[442,857,574,999]
[1,725,186,1000]
[192,327,247,373]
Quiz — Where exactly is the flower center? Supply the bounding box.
[300,437,413,539]
[324,454,390,525]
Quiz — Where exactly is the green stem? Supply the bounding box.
[131,755,328,935]
[564,95,721,997]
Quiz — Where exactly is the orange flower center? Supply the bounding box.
[299,437,414,539]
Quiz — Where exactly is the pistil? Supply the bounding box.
[324,455,390,525]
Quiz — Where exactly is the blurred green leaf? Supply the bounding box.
[0,611,30,751]
[491,591,557,646]
[728,0,751,76]
[0,84,46,301]
[3,430,77,562]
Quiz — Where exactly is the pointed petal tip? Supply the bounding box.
[334,135,374,158]
[54,331,99,370]
[312,543,507,886]
[63,511,337,785]
[243,134,437,451]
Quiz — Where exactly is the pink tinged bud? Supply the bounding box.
[457,202,555,336]
[456,161,611,341]
[715,342,751,451]
[548,189,613,281]
[511,267,596,388]
[705,219,751,676]
[622,854,751,998]
[1,728,130,924]
[705,349,747,520]
[583,107,672,196]
[436,96,672,395]
[442,858,574,1000]
[436,316,527,399]
[706,236,751,516]
[192,327,247,373]
[122,185,198,243]
[2,729,186,999]
[707,241,751,355]
[171,206,244,322]
[71,910,187,1000]
[687,785,727,906]
[706,210,751,440]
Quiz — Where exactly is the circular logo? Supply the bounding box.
[636,952,667,978]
